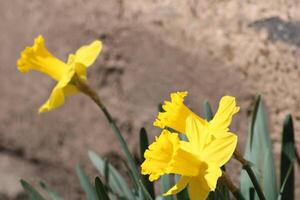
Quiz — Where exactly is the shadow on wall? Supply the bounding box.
[249,16,300,47]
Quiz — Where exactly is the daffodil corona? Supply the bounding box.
[142,92,239,200]
[17,35,102,113]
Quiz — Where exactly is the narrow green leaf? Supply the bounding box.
[160,175,174,200]
[278,163,293,200]
[88,151,135,199]
[76,165,98,200]
[240,96,277,200]
[20,180,46,200]
[95,177,110,200]
[139,128,155,198]
[279,114,295,200]
[39,182,63,200]
[203,101,213,121]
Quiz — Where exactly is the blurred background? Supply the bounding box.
[0,0,299,199]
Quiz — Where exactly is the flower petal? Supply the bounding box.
[203,132,237,166]
[75,40,102,67]
[185,115,209,151]
[203,163,222,190]
[209,96,239,138]
[38,67,75,113]
[163,176,190,196]
[188,179,210,200]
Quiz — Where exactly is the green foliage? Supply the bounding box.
[20,95,299,200]
[278,115,296,200]
[139,128,155,199]
[240,96,277,200]
[20,180,46,200]
[95,177,110,200]
[160,175,174,200]
[76,165,98,200]
[88,151,135,199]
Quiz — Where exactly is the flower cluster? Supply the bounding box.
[141,92,239,200]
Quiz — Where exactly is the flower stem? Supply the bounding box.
[234,150,266,200]
[75,77,152,200]
[220,171,245,200]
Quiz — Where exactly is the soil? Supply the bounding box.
[0,0,299,199]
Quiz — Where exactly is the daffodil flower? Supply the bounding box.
[17,35,102,113]
[143,92,239,199]
[141,116,237,200]
[154,92,239,139]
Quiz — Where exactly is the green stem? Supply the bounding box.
[221,171,245,200]
[234,150,266,200]
[75,77,152,200]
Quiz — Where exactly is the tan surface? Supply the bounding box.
[0,1,299,199]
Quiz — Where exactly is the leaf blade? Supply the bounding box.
[20,179,46,200]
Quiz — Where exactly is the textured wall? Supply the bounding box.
[0,1,299,199]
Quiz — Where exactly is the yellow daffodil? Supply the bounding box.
[144,92,239,199]
[17,35,102,113]
[142,115,237,200]
[154,92,239,138]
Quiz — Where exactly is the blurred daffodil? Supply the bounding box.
[154,92,239,139]
[17,35,102,113]
[142,116,237,200]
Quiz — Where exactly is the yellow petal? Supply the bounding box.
[203,163,222,190]
[154,92,206,134]
[17,35,67,81]
[185,115,209,152]
[38,67,75,113]
[75,40,102,67]
[188,179,210,200]
[209,96,239,138]
[203,132,237,166]
[163,176,190,196]
[141,130,201,181]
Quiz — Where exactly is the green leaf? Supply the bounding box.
[95,177,110,200]
[139,128,155,198]
[40,182,64,200]
[279,114,295,200]
[203,101,213,121]
[76,165,98,200]
[240,96,278,200]
[176,188,189,200]
[88,151,135,200]
[160,175,174,200]
[20,180,46,200]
